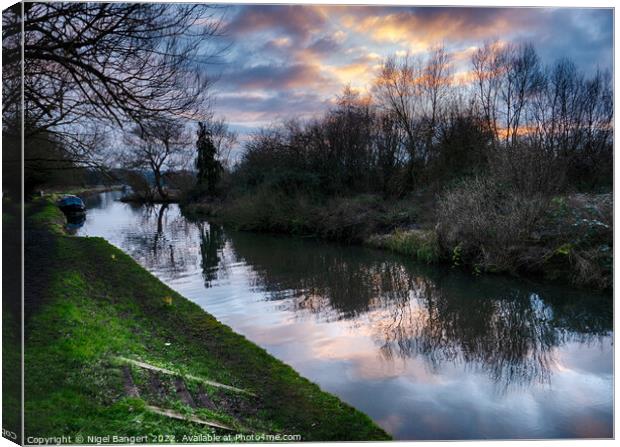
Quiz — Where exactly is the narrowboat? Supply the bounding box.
[58,195,86,213]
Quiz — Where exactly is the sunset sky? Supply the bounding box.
[207,5,613,139]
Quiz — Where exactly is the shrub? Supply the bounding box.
[220,192,394,243]
[124,171,155,202]
[221,188,316,235]
[315,195,385,242]
[546,193,612,289]
[436,175,549,273]
[437,174,612,289]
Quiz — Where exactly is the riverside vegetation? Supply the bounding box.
[21,196,389,441]
[183,43,612,292]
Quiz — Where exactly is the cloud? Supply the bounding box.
[214,90,329,127]
[326,61,380,91]
[220,62,327,91]
[306,31,347,56]
[522,8,613,73]
[224,5,327,44]
[209,5,612,145]
[340,7,547,47]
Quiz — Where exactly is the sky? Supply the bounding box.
[205,5,613,142]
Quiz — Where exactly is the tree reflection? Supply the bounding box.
[112,208,611,392]
[229,231,383,319]
[198,222,225,288]
[371,273,561,390]
[372,269,609,391]
[228,231,611,391]
[120,204,199,281]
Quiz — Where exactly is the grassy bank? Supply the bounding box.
[24,198,390,442]
[43,184,124,198]
[184,188,612,292]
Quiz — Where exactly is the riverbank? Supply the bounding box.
[183,190,612,292]
[43,184,124,198]
[23,197,390,441]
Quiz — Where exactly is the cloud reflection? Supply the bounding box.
[77,194,613,439]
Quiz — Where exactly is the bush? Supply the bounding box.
[124,171,155,202]
[545,193,612,289]
[221,188,316,235]
[437,173,612,289]
[220,192,395,243]
[436,175,549,272]
[315,195,386,242]
[165,171,195,196]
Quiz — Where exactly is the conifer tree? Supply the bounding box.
[195,122,221,195]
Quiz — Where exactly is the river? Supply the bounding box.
[76,191,613,440]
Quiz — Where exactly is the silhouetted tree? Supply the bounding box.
[122,118,190,200]
[195,122,222,196]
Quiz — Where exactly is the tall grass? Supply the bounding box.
[367,229,440,264]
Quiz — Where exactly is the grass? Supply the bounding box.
[27,202,66,234]
[2,308,21,440]
[366,229,440,264]
[23,198,390,442]
[3,197,22,440]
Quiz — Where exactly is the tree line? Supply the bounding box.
[3,3,611,202]
[231,42,612,201]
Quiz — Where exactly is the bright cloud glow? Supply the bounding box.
[207,5,612,140]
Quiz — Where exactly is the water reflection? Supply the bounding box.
[118,203,200,281]
[77,193,613,439]
[225,232,611,392]
[64,211,86,234]
[199,223,225,288]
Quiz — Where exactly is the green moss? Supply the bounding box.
[451,244,463,267]
[555,243,573,256]
[24,197,390,442]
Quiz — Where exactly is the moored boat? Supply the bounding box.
[58,195,86,213]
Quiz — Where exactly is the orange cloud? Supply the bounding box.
[341,9,531,48]
[326,61,381,91]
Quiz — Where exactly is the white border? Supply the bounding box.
[0,2,615,447]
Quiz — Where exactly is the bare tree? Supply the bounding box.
[321,86,375,192]
[471,41,507,143]
[203,118,238,170]
[2,2,226,181]
[530,59,612,184]
[372,111,406,196]
[373,49,453,188]
[581,69,613,159]
[123,119,191,200]
[373,54,424,187]
[421,45,452,159]
[500,43,542,147]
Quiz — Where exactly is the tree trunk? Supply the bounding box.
[153,169,168,200]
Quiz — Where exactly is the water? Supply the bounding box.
[77,191,613,440]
